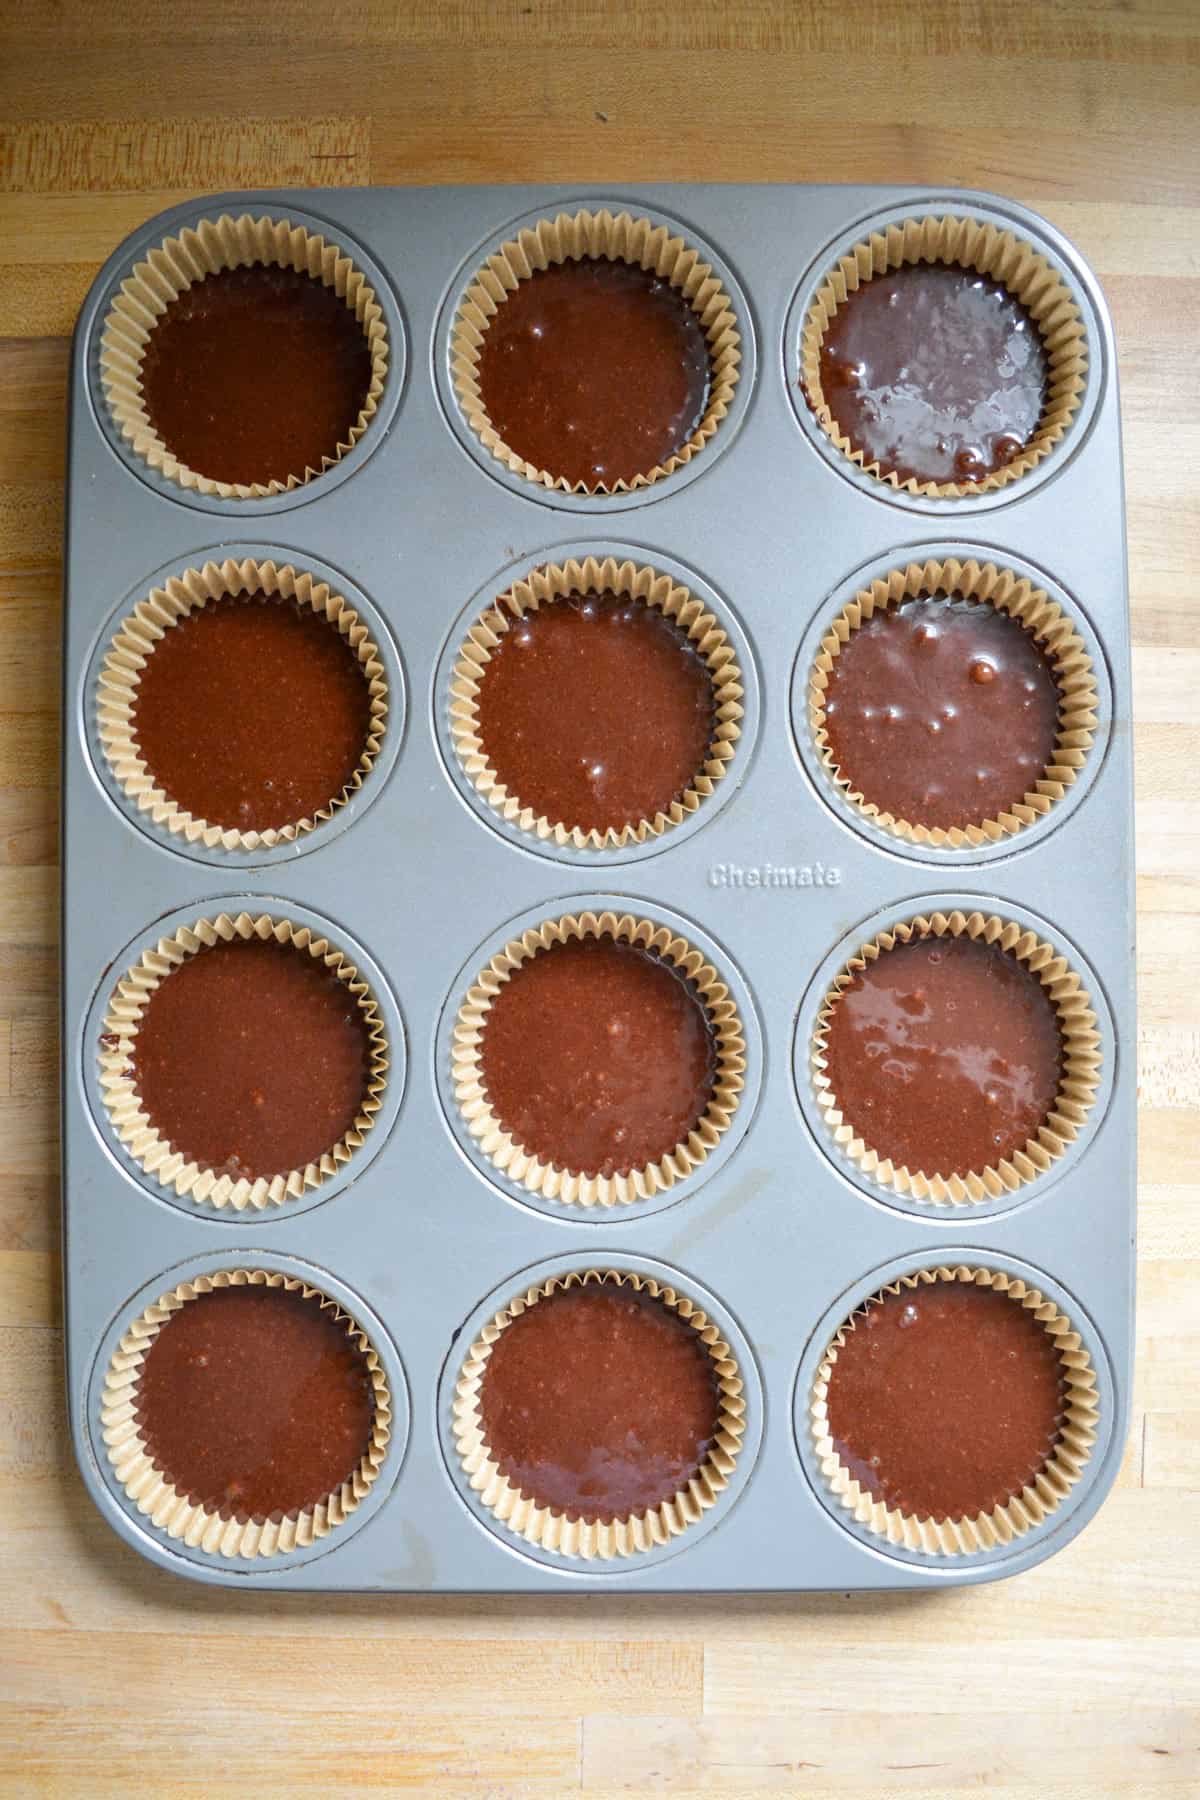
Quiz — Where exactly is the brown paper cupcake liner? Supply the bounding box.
[799,214,1087,497]
[96,557,389,852]
[809,557,1099,849]
[450,208,741,494]
[452,909,746,1208]
[99,212,389,499]
[449,555,744,849]
[811,910,1102,1206]
[452,1267,745,1560]
[810,1264,1100,1556]
[98,911,389,1211]
[101,1267,392,1559]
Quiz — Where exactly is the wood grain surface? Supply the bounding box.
[0,1,1197,1793]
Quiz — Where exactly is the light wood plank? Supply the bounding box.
[1144,1413,1200,1489]
[0,0,1198,61]
[579,1792,1184,1800]
[581,1708,1199,1790]
[704,1638,1200,1717]
[0,867,58,942]
[1138,1028,1200,1110]
[1139,1185,1200,1260]
[1038,201,1200,279]
[0,193,220,265]
[0,1704,582,1794]
[0,1176,58,1254]
[0,945,57,1019]
[0,1628,701,1718]
[0,790,58,868]
[0,117,371,193]
[0,1249,58,1326]
[0,483,62,567]
[0,54,1193,208]
[0,0,1197,59]
[0,263,104,338]
[1139,1112,1200,1186]
[0,709,59,789]
[8,1015,54,1102]
[0,341,67,487]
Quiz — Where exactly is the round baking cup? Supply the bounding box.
[807,555,1099,852]
[448,554,744,851]
[797,212,1087,499]
[95,556,389,854]
[451,1266,746,1561]
[808,1264,1100,1557]
[449,207,741,495]
[97,910,390,1212]
[98,212,389,500]
[450,907,747,1209]
[99,1266,392,1560]
[808,908,1103,1207]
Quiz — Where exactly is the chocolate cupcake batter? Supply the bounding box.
[139,264,373,487]
[475,257,711,487]
[822,595,1061,831]
[131,592,373,834]
[479,1282,720,1524]
[825,1279,1066,1522]
[474,591,716,834]
[130,937,372,1181]
[822,933,1062,1177]
[135,1284,376,1522]
[479,933,716,1178]
[817,263,1048,485]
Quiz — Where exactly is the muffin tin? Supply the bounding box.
[63,184,1134,1591]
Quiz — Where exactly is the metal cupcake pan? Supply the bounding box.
[782,193,1107,514]
[432,196,759,514]
[82,547,408,867]
[86,202,410,518]
[434,893,765,1226]
[81,895,409,1222]
[432,542,762,868]
[791,543,1114,867]
[792,892,1118,1224]
[63,183,1134,1591]
[793,1248,1116,1575]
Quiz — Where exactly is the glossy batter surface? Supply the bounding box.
[130,937,372,1180]
[479,1283,720,1524]
[818,263,1047,485]
[822,596,1060,830]
[140,264,373,486]
[823,934,1063,1176]
[826,1280,1066,1522]
[136,1284,376,1522]
[476,258,710,486]
[474,591,715,832]
[132,592,373,833]
[479,934,716,1178]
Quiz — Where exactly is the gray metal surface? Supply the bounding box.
[62,183,1135,1593]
